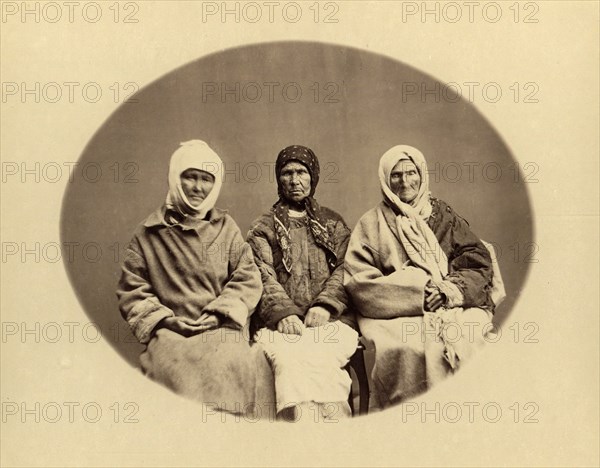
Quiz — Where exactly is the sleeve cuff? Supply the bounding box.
[203,297,249,329]
[309,300,342,318]
[264,305,304,329]
[129,298,174,344]
[438,280,464,308]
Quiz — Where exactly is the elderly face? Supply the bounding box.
[180,168,215,207]
[390,159,421,203]
[279,161,311,204]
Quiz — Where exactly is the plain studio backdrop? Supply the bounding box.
[60,41,533,366]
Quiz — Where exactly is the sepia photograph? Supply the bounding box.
[1,1,598,467]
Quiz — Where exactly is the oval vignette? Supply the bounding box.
[60,41,534,368]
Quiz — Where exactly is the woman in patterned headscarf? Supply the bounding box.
[117,140,274,416]
[247,145,359,421]
[344,145,504,409]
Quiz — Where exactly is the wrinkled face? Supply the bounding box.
[279,161,311,204]
[180,168,215,207]
[390,159,421,203]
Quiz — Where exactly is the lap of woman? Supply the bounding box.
[358,308,492,408]
[140,327,276,416]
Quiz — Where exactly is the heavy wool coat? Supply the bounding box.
[344,197,495,408]
[117,207,262,344]
[117,206,275,414]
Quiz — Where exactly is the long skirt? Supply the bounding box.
[358,307,493,409]
[140,327,276,418]
[255,321,359,416]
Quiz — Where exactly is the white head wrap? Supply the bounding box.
[379,145,432,220]
[166,140,223,220]
[378,145,448,281]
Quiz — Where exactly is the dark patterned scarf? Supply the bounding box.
[273,145,337,273]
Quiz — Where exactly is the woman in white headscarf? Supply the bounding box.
[117,140,274,416]
[344,145,504,409]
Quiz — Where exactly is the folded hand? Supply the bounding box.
[157,313,221,337]
[304,306,331,327]
[277,315,304,335]
[424,285,445,311]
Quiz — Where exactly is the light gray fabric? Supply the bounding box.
[141,328,276,417]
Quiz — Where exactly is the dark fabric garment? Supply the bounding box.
[273,199,337,273]
[427,197,494,308]
[281,216,334,313]
[247,206,357,331]
[380,196,494,310]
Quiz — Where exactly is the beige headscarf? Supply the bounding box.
[166,140,223,220]
[378,145,448,282]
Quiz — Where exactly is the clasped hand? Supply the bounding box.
[156,312,221,337]
[277,306,331,335]
[424,282,446,312]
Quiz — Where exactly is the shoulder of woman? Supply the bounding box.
[141,206,166,228]
[247,210,276,236]
[218,214,252,246]
[124,219,156,257]
[130,223,149,241]
[218,211,242,229]
[132,207,168,241]
[319,205,348,225]
[208,206,228,220]
[353,205,382,232]
[431,196,470,227]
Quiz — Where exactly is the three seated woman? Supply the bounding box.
[117,140,501,420]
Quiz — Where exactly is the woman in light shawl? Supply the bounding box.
[117,140,274,416]
[344,145,503,409]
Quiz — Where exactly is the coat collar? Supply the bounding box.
[143,205,228,228]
